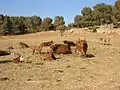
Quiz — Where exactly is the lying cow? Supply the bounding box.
[19,42,29,48]
[40,49,56,61]
[50,44,72,54]
[12,53,24,64]
[63,40,76,47]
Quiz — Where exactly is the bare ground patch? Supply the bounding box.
[0,29,120,90]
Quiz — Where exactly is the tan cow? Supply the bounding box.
[40,49,56,61]
[75,37,88,57]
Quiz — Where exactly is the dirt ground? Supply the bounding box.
[0,28,120,90]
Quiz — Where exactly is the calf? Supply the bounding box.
[75,38,88,57]
[63,40,76,47]
[40,49,56,61]
[12,53,24,64]
[19,42,29,48]
[50,44,72,54]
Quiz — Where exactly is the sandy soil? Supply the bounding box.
[0,29,120,90]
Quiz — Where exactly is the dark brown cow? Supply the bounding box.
[19,42,29,48]
[75,38,88,57]
[63,40,76,47]
[50,44,72,54]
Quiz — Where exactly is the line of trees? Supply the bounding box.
[69,0,120,28]
[0,15,66,35]
[0,0,120,35]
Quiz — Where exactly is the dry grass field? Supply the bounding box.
[0,28,120,90]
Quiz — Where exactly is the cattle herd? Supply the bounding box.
[0,35,112,64]
[4,37,88,64]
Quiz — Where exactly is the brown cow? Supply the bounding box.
[30,45,43,55]
[40,49,56,61]
[12,53,24,64]
[50,44,72,54]
[75,38,88,57]
[40,40,54,47]
[30,41,54,55]
[63,40,76,47]
[19,42,29,48]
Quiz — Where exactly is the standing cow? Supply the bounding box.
[75,38,88,57]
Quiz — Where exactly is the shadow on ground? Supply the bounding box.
[0,60,12,64]
[0,51,10,56]
[86,54,95,58]
[80,54,95,58]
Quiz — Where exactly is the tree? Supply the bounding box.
[115,0,120,10]
[81,7,92,16]
[0,14,4,30]
[54,16,65,28]
[74,15,83,27]
[68,23,77,28]
[31,16,42,26]
[10,16,27,35]
[0,16,13,35]
[40,17,53,31]
[93,3,114,25]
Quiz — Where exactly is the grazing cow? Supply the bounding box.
[12,53,23,64]
[19,42,29,48]
[63,40,76,47]
[75,38,88,57]
[50,44,72,54]
[31,40,54,55]
[30,45,43,55]
[40,40,54,47]
[40,49,56,61]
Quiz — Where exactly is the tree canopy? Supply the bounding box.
[0,1,120,35]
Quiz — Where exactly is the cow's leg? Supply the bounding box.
[75,47,79,54]
[80,49,87,58]
[32,49,35,55]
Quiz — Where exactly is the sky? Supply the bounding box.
[0,0,115,24]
